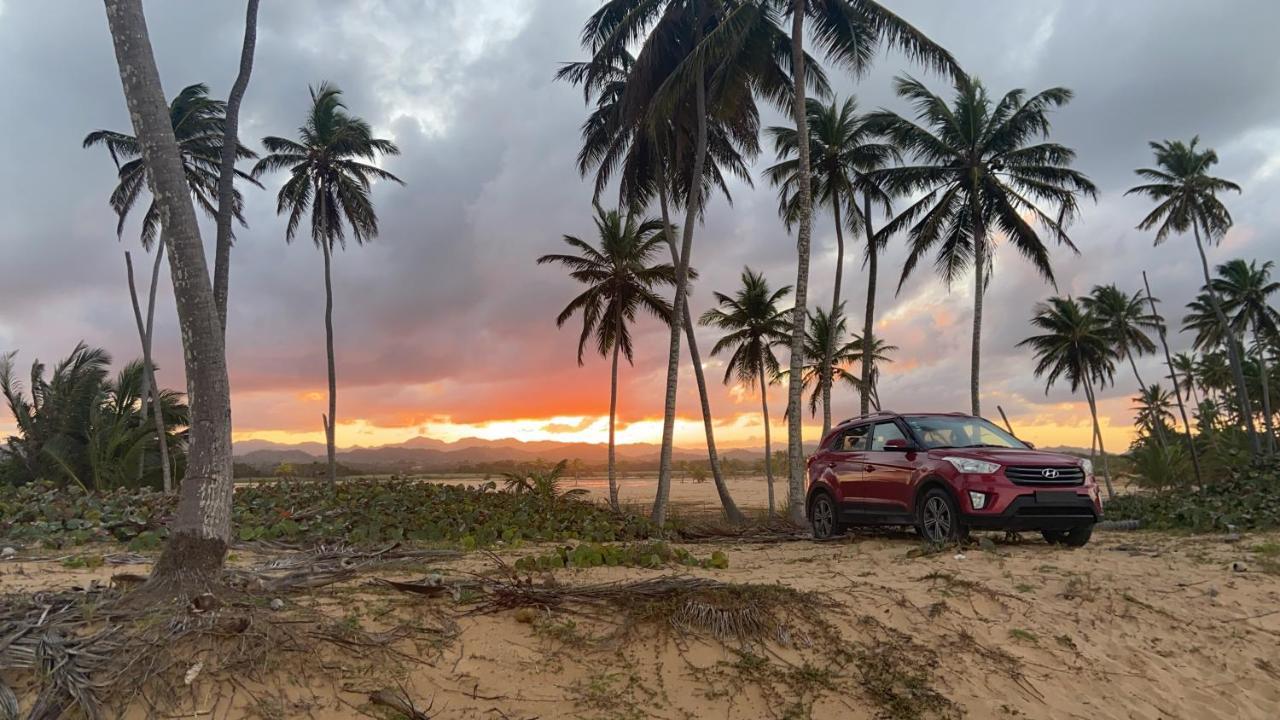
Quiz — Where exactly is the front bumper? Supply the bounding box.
[960,491,1100,531]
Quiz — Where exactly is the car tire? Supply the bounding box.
[1042,524,1093,548]
[808,492,843,540]
[917,488,965,544]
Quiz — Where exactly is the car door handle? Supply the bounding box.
[864,464,875,472]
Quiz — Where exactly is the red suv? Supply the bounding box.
[806,412,1103,546]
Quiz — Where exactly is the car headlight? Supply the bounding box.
[942,456,1001,474]
[1081,459,1093,476]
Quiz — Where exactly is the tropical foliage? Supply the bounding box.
[0,344,187,491]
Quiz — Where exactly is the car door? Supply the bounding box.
[863,421,916,514]
[826,424,871,505]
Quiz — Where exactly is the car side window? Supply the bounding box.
[868,422,907,451]
[835,425,870,452]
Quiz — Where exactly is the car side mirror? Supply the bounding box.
[884,438,916,452]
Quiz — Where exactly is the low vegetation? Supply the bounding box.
[1106,458,1280,531]
[513,541,728,571]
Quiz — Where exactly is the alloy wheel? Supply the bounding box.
[811,496,834,538]
[922,496,952,543]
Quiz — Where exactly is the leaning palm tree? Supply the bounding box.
[538,207,677,510]
[252,83,404,486]
[1213,258,1280,452]
[1082,284,1163,445]
[869,73,1097,418]
[1126,137,1257,454]
[1017,297,1117,497]
[766,96,897,431]
[700,268,792,515]
[84,83,256,492]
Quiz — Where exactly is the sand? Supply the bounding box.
[2,480,1278,719]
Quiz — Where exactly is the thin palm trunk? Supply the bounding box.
[860,194,877,416]
[1193,222,1259,453]
[213,0,259,333]
[1253,324,1276,453]
[1082,376,1114,498]
[969,191,984,417]
[607,313,621,511]
[105,0,235,584]
[785,0,814,525]
[1142,271,1201,484]
[820,200,844,437]
[125,247,173,492]
[321,239,338,486]
[760,361,775,516]
[653,66,709,528]
[659,184,742,523]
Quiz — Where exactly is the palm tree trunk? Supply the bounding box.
[213,0,259,334]
[105,0,235,585]
[785,0,814,525]
[1192,222,1259,454]
[653,64,709,528]
[760,361,775,516]
[969,191,984,417]
[607,313,621,511]
[125,247,173,492]
[1083,376,1115,498]
[1253,324,1276,454]
[861,194,877,416]
[321,239,338,487]
[821,201,844,438]
[659,185,742,523]
[1142,271,1201,484]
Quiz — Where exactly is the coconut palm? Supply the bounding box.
[1213,258,1279,451]
[849,331,897,411]
[538,207,677,510]
[1132,384,1176,442]
[1126,138,1257,454]
[700,267,792,514]
[1171,352,1202,409]
[785,304,896,419]
[84,83,255,492]
[252,82,404,486]
[869,73,1097,419]
[1082,284,1162,444]
[1017,297,1117,497]
[765,96,897,431]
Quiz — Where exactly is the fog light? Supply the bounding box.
[968,491,987,510]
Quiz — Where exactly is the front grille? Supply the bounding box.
[1004,465,1085,486]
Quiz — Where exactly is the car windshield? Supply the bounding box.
[903,415,1027,450]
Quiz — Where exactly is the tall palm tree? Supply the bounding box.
[252,83,404,486]
[538,207,677,510]
[1132,384,1176,443]
[869,73,1097,419]
[1082,284,1162,445]
[766,96,897,431]
[84,83,256,492]
[1214,258,1280,452]
[1017,297,1117,497]
[1126,138,1257,454]
[700,267,791,515]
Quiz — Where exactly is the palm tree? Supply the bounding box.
[1017,297,1117,497]
[788,306,897,417]
[1140,270,1201,483]
[1132,384,1176,443]
[252,83,404,486]
[538,207,677,510]
[849,331,897,411]
[700,267,792,514]
[1126,138,1257,454]
[84,83,256,492]
[766,96,897,431]
[1082,284,1162,444]
[1213,258,1280,452]
[869,73,1097,418]
[1171,352,1202,409]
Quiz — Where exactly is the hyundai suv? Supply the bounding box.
[806,412,1102,546]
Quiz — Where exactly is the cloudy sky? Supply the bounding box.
[1,0,1277,451]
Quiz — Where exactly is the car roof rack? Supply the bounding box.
[836,410,898,425]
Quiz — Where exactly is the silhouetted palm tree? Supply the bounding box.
[252,82,404,486]
[1083,284,1162,444]
[1171,352,1202,409]
[766,96,897,430]
[539,207,677,510]
[869,73,1096,418]
[700,267,791,514]
[1214,258,1279,451]
[1132,384,1176,442]
[1126,137,1257,454]
[1018,297,1116,496]
[786,304,896,420]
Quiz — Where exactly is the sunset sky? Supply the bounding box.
[2,1,1278,454]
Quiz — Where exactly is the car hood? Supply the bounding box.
[928,448,1083,466]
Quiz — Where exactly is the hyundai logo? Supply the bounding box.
[1041,468,1060,479]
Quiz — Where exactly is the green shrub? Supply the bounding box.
[513,542,728,571]
[1105,459,1280,531]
